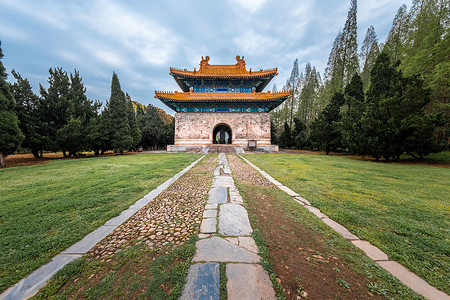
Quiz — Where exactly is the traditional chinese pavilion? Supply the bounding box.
[155,56,290,152]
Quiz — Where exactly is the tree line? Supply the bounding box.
[272,0,448,161]
[0,43,173,167]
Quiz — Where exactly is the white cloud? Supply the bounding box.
[230,0,267,13]
[77,1,179,67]
[0,22,31,42]
[233,29,279,56]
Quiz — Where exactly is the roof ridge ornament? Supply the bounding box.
[236,55,246,68]
[200,56,210,70]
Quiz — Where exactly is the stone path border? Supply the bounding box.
[0,155,205,300]
[237,154,450,300]
[181,153,276,300]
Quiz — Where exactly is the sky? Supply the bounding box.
[0,0,412,115]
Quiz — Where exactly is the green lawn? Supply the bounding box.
[243,153,450,294]
[0,153,201,293]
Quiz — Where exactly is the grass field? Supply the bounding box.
[243,153,450,294]
[0,153,201,293]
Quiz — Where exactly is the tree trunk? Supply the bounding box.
[94,149,99,156]
[62,151,67,157]
[32,149,40,158]
[0,152,5,168]
[120,149,124,155]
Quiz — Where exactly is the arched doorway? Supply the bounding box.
[213,124,232,144]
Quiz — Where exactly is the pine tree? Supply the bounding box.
[360,26,380,89]
[125,93,141,149]
[292,117,309,149]
[137,104,165,149]
[0,43,23,167]
[341,73,366,153]
[309,92,345,154]
[278,122,294,149]
[362,53,443,161]
[39,68,71,153]
[107,73,133,154]
[11,70,46,158]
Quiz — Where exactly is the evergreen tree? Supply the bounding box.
[86,113,109,155]
[309,92,345,154]
[360,26,380,89]
[321,0,359,107]
[39,68,71,153]
[287,59,301,128]
[341,73,366,153]
[339,0,360,86]
[383,5,410,62]
[107,72,133,154]
[137,104,165,149]
[11,70,46,158]
[297,63,320,123]
[0,43,23,167]
[292,117,309,149]
[362,53,443,161]
[125,93,141,149]
[270,119,278,144]
[56,118,85,156]
[278,122,294,149]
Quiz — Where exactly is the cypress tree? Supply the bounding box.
[39,68,71,153]
[11,70,45,158]
[0,43,23,167]
[362,53,443,161]
[125,93,141,149]
[107,73,132,154]
[341,73,366,153]
[309,92,345,154]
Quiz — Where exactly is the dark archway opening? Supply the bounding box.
[213,124,232,144]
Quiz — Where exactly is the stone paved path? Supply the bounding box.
[181,153,276,300]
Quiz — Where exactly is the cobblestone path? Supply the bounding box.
[181,153,275,300]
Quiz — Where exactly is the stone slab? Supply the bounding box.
[219,203,253,236]
[0,254,81,300]
[226,264,276,300]
[180,263,220,300]
[238,237,258,253]
[200,218,217,234]
[268,177,283,186]
[278,185,300,197]
[322,218,359,240]
[212,176,234,188]
[61,225,118,254]
[377,261,450,300]
[103,209,136,226]
[294,196,311,206]
[205,203,218,210]
[202,209,217,218]
[208,187,227,204]
[198,234,211,239]
[192,236,260,263]
[351,240,388,261]
[305,206,328,219]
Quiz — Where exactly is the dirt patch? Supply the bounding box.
[228,155,385,300]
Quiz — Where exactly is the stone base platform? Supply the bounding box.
[167,144,279,153]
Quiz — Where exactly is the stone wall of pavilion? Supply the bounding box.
[174,112,271,147]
